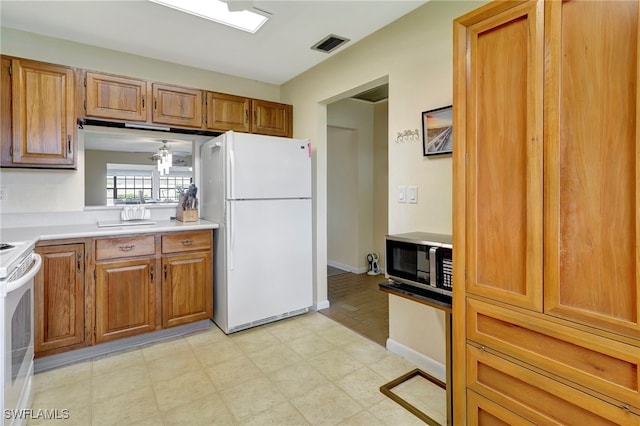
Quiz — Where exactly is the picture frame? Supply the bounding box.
[422,105,453,157]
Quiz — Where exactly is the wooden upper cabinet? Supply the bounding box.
[462,1,544,311]
[543,0,640,339]
[10,58,76,167]
[151,83,202,128]
[252,99,292,138]
[85,72,147,121]
[1,57,12,166]
[205,92,250,132]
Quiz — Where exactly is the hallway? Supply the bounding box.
[320,269,389,347]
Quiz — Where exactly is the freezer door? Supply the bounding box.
[200,135,225,222]
[226,199,312,329]
[227,132,311,200]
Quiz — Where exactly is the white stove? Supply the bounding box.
[0,242,35,284]
[0,240,40,426]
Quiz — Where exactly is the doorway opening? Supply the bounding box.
[320,82,389,346]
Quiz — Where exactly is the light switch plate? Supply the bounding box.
[398,186,406,203]
[407,186,418,203]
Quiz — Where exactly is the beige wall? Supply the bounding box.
[373,101,389,269]
[84,150,152,206]
[280,0,485,358]
[327,125,359,269]
[326,98,388,273]
[0,27,281,213]
[327,98,375,272]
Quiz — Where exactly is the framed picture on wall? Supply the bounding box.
[422,105,453,156]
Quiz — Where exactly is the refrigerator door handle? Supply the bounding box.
[228,202,234,270]
[228,137,235,199]
[206,141,222,160]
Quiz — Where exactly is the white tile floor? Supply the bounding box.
[26,312,445,425]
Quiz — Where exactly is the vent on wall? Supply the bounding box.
[311,34,350,53]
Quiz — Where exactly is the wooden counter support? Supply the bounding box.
[379,281,452,426]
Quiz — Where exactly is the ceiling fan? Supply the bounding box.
[149,140,171,162]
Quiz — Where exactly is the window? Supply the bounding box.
[107,175,153,201]
[159,176,192,202]
[105,163,192,205]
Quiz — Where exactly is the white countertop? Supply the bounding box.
[0,219,219,245]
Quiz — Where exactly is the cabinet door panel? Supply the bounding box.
[206,92,249,132]
[467,298,640,406]
[35,244,85,355]
[544,0,640,338]
[467,345,635,425]
[467,390,535,426]
[95,258,156,342]
[85,72,147,121]
[152,83,202,128]
[1,57,12,166]
[11,59,76,166]
[162,251,212,328]
[465,2,544,310]
[252,99,292,137]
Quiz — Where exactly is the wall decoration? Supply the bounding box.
[422,105,453,156]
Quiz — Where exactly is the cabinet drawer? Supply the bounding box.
[162,231,211,254]
[467,298,640,406]
[467,390,535,426]
[95,235,155,260]
[467,345,639,425]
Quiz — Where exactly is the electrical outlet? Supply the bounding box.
[0,187,4,201]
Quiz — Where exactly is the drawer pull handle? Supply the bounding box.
[119,245,135,251]
[623,404,631,413]
[181,239,194,246]
[480,345,486,352]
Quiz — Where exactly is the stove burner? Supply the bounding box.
[0,243,15,251]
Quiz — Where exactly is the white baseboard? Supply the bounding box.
[315,300,330,310]
[327,260,372,275]
[386,338,445,382]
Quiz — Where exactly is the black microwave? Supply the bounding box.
[385,232,453,297]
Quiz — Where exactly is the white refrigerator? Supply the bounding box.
[200,131,313,334]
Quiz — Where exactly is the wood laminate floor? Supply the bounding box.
[320,269,389,347]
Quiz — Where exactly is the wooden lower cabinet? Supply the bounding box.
[34,230,213,358]
[162,251,212,327]
[467,390,535,426]
[95,257,157,343]
[35,243,87,357]
[466,345,638,425]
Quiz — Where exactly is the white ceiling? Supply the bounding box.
[0,0,428,85]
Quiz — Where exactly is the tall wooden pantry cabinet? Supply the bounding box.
[453,1,640,424]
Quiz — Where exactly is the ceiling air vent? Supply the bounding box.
[311,34,350,53]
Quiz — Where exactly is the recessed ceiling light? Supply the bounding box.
[149,0,268,33]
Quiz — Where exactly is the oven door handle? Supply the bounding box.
[6,253,42,294]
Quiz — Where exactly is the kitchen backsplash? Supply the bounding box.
[0,206,177,229]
